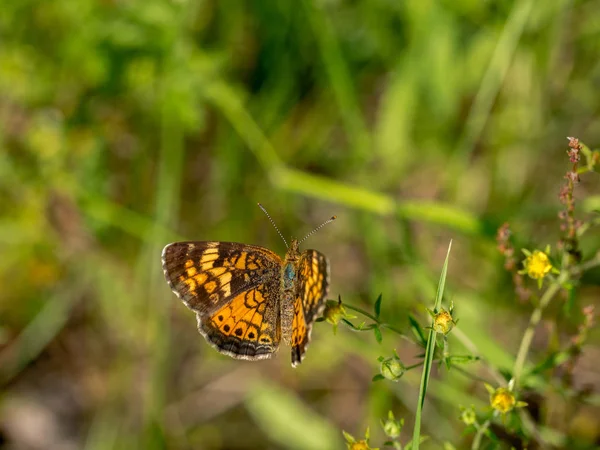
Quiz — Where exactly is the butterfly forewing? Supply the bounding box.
[162,241,281,314]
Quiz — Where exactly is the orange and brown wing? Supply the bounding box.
[162,241,281,313]
[290,249,330,366]
[198,281,281,359]
[162,241,283,359]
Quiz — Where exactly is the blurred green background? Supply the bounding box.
[1,0,600,449]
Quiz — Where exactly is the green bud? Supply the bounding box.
[380,357,405,382]
[380,411,403,438]
[459,405,477,426]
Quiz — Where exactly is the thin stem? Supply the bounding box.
[344,304,377,322]
[405,362,424,371]
[576,251,600,272]
[380,323,413,340]
[471,419,492,450]
[512,274,566,388]
[343,304,415,344]
[453,328,506,386]
[451,365,495,385]
[511,252,600,388]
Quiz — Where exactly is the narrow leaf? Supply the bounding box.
[374,327,383,344]
[411,240,452,449]
[408,314,427,347]
[374,293,383,319]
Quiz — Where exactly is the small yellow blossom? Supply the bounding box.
[343,428,379,450]
[323,296,355,334]
[433,309,455,335]
[485,384,527,415]
[490,387,515,413]
[348,441,371,450]
[522,250,553,280]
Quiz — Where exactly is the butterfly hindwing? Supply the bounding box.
[162,241,284,360]
[291,249,330,366]
[197,280,282,360]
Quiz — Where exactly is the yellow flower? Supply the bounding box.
[522,250,553,280]
[490,387,515,413]
[433,309,455,335]
[485,384,527,415]
[343,428,379,450]
[348,442,371,450]
[323,296,355,334]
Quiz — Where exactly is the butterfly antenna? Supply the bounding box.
[258,203,288,248]
[299,215,337,245]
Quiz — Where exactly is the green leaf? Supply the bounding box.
[408,315,427,347]
[374,293,383,319]
[374,326,383,344]
[447,355,479,365]
[372,374,385,382]
[341,318,359,330]
[412,240,452,449]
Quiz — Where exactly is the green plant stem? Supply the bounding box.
[453,328,506,386]
[471,419,491,450]
[513,252,600,388]
[576,251,600,271]
[405,362,424,371]
[512,274,565,388]
[344,304,378,322]
[343,304,414,344]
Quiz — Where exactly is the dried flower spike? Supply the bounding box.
[496,223,530,301]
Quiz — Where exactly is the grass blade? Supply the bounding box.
[411,240,453,449]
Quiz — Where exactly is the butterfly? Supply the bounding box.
[161,205,335,367]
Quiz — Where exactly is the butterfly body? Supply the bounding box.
[162,238,329,366]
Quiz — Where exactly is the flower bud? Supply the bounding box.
[380,356,405,382]
[380,411,403,438]
[323,298,346,326]
[433,309,454,335]
[459,405,477,426]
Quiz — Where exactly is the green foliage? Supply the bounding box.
[412,241,452,449]
[1,0,600,449]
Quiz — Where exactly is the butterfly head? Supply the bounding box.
[284,239,301,262]
[257,202,336,260]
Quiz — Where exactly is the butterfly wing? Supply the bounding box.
[290,249,330,366]
[162,241,283,360]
